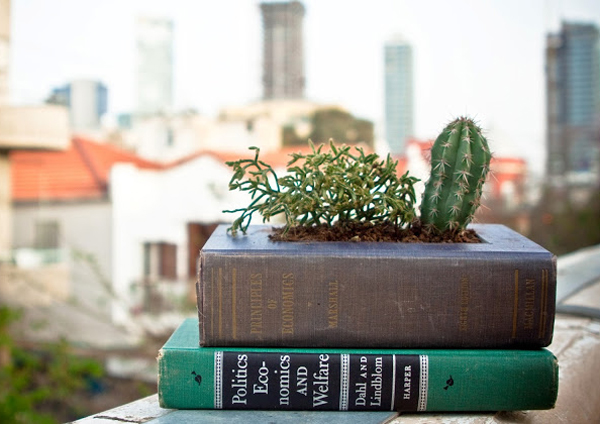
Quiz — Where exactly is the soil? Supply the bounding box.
[269,220,481,243]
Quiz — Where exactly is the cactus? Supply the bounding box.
[420,117,492,232]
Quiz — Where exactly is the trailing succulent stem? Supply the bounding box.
[420,117,492,232]
[225,140,419,235]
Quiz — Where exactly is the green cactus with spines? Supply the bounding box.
[420,117,492,232]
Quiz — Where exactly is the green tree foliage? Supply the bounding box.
[529,188,600,255]
[0,306,104,424]
[283,108,374,149]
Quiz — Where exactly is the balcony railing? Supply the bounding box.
[129,276,194,315]
[0,105,69,150]
[11,247,69,268]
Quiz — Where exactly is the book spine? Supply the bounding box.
[198,250,556,348]
[158,348,558,411]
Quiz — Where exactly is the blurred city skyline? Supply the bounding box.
[8,0,600,174]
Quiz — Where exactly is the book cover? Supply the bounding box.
[158,319,559,412]
[197,224,556,348]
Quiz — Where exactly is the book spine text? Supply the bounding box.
[215,351,425,411]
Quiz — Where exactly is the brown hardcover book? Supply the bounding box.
[197,224,556,348]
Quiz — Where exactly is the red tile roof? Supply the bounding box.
[10,139,379,202]
[10,137,163,202]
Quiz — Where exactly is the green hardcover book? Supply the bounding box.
[158,319,559,412]
[197,224,556,348]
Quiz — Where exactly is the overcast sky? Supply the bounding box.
[8,0,600,174]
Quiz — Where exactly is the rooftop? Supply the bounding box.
[10,137,163,202]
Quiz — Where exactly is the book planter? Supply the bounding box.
[197,117,557,349]
[159,117,559,413]
[197,223,556,348]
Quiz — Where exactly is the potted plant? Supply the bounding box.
[196,117,556,349]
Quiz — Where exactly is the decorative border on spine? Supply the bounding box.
[418,355,429,411]
[339,354,350,410]
[214,351,223,409]
[390,354,397,411]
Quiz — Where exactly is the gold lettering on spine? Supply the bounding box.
[328,281,339,329]
[232,268,237,340]
[512,270,519,339]
[458,276,469,332]
[539,269,549,339]
[523,278,536,330]
[281,273,295,334]
[218,268,223,339]
[250,273,263,335]
[211,268,214,338]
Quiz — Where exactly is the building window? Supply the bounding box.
[143,242,177,280]
[35,221,60,249]
[166,127,174,147]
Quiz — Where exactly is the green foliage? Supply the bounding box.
[529,188,600,255]
[225,140,419,235]
[228,116,494,237]
[420,117,492,232]
[283,108,374,148]
[282,124,301,146]
[0,306,104,424]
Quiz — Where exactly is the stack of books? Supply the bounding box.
[158,224,559,412]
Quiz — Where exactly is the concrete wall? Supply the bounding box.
[12,200,113,319]
[0,105,70,150]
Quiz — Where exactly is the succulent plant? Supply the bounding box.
[225,140,419,235]
[420,117,492,232]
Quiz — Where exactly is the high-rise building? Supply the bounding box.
[260,1,305,100]
[47,79,108,131]
[546,22,600,186]
[384,35,414,155]
[135,16,174,115]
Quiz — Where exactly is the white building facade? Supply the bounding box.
[10,141,248,345]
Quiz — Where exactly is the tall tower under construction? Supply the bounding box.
[260,1,305,100]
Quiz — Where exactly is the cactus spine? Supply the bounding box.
[420,117,491,232]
